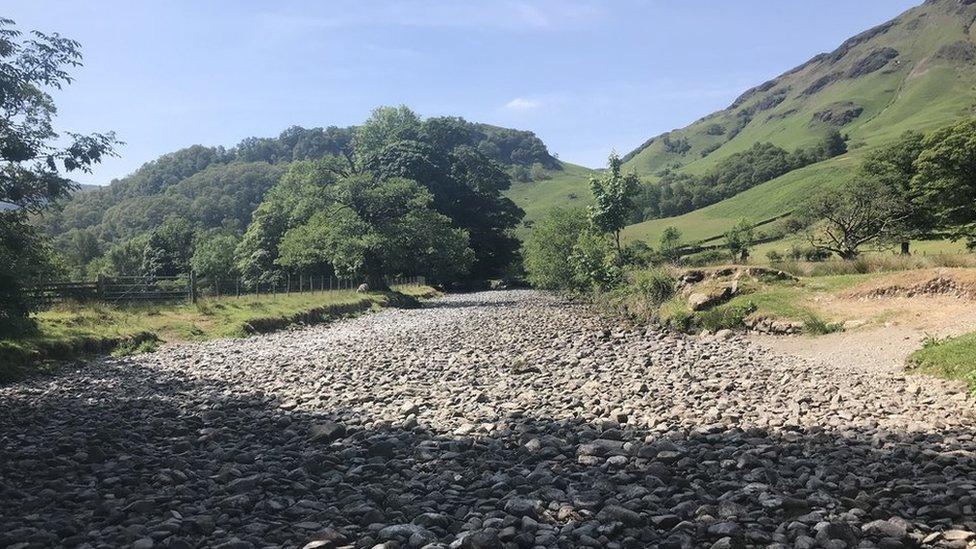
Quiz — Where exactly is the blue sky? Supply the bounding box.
[8,0,919,184]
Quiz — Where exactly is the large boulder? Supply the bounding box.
[688,285,736,311]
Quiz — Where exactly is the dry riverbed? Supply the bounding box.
[1,291,975,548]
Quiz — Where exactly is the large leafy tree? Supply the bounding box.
[190,230,239,286]
[234,160,337,284]
[275,173,474,286]
[363,137,524,279]
[860,130,931,253]
[142,217,194,277]
[589,153,640,254]
[353,105,421,162]
[0,18,117,333]
[803,178,908,260]
[911,117,976,245]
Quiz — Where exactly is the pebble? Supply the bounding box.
[0,290,974,548]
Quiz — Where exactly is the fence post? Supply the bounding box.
[189,272,198,304]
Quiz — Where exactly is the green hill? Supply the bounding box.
[505,162,596,225]
[621,0,976,243]
[39,115,579,277]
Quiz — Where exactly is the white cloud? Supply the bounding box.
[503,97,542,111]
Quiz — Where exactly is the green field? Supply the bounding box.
[505,162,596,226]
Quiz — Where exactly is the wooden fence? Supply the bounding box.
[27,274,426,307]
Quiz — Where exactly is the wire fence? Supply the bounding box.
[27,274,426,307]
[198,275,427,300]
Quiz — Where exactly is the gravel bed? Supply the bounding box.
[1,290,974,548]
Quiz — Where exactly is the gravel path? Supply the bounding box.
[1,290,975,549]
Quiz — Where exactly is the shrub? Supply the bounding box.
[766,250,783,263]
[523,207,588,290]
[684,250,727,267]
[0,219,65,336]
[632,269,677,306]
[695,302,758,332]
[511,165,531,183]
[622,241,656,267]
[604,268,676,322]
[788,244,831,262]
[570,230,621,291]
[530,163,551,181]
[802,314,842,335]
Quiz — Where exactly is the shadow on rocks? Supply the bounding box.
[0,363,974,549]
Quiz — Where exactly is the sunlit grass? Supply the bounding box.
[907,333,976,394]
[1,285,437,382]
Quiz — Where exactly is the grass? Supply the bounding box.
[505,161,597,229]
[0,284,437,383]
[907,333,976,394]
[751,237,971,262]
[638,267,874,334]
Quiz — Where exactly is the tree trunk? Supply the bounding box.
[900,241,910,255]
[365,273,389,292]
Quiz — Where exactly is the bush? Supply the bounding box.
[695,302,758,332]
[664,302,758,333]
[530,163,551,181]
[787,244,831,262]
[684,250,727,267]
[511,165,531,183]
[604,268,676,322]
[631,269,676,306]
[523,207,589,290]
[0,217,65,336]
[570,230,621,291]
[621,241,656,267]
[766,250,784,263]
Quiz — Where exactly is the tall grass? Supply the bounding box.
[605,268,678,322]
[772,254,976,277]
[908,333,976,394]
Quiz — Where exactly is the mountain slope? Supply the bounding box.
[505,162,596,225]
[621,0,976,242]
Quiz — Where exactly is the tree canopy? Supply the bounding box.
[36,104,552,281]
[0,18,117,333]
[912,118,976,244]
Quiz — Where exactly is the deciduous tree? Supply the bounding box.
[0,18,118,333]
[804,178,907,260]
[588,153,640,254]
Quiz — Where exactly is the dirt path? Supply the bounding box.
[1,291,975,548]
[750,326,924,372]
[752,293,976,375]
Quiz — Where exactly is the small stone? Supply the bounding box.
[503,497,540,519]
[309,421,345,442]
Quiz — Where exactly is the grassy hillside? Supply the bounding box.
[505,162,597,226]
[622,155,856,243]
[621,0,976,243]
